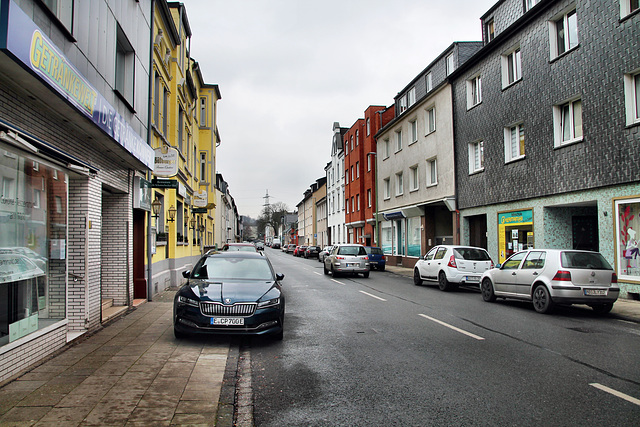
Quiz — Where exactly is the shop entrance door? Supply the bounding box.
[133,210,146,299]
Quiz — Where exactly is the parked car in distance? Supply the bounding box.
[221,243,257,252]
[286,244,296,253]
[304,246,321,258]
[414,245,493,291]
[174,251,285,340]
[324,244,370,278]
[295,245,308,257]
[480,249,619,314]
[364,247,386,271]
[318,246,333,263]
[255,242,265,251]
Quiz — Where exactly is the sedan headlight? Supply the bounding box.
[177,295,199,307]
[257,297,281,309]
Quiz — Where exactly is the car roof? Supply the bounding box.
[207,251,264,259]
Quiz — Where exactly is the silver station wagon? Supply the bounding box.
[323,244,370,278]
[480,249,619,314]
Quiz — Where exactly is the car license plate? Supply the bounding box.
[584,289,607,296]
[348,263,359,267]
[211,317,244,326]
[466,276,480,282]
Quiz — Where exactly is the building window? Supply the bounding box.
[554,98,583,146]
[384,139,390,158]
[467,75,482,109]
[200,97,207,126]
[42,0,73,32]
[367,155,371,172]
[346,198,349,214]
[550,8,579,59]
[356,162,360,178]
[351,166,354,181]
[399,95,408,114]
[624,71,640,126]
[469,141,484,174]
[426,107,436,134]
[426,72,433,92]
[350,136,354,151]
[502,47,522,88]
[505,123,525,162]
[525,0,541,12]
[366,118,370,136]
[395,172,404,196]
[367,189,372,207]
[427,158,438,186]
[407,87,416,108]
[115,23,135,106]
[621,0,640,17]
[153,72,160,127]
[178,108,184,153]
[356,194,360,211]
[446,53,455,75]
[200,152,207,182]
[486,19,495,42]
[395,129,403,152]
[409,119,418,144]
[356,130,359,146]
[383,178,390,200]
[163,88,169,136]
[409,165,419,191]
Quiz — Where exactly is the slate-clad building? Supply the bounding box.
[452,0,640,297]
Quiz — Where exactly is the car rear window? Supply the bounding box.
[339,246,366,256]
[193,257,273,280]
[561,252,612,270]
[369,248,383,255]
[454,248,491,261]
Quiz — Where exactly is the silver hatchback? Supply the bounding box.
[480,249,619,314]
[323,244,370,278]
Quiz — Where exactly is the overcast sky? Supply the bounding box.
[184,0,495,219]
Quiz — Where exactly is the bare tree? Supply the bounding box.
[258,201,289,236]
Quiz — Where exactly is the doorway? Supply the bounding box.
[133,210,146,299]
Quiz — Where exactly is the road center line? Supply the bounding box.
[590,383,640,406]
[418,314,485,341]
[313,272,322,275]
[359,291,387,301]
[331,279,345,286]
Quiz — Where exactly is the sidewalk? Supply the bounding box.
[0,290,233,426]
[385,265,640,323]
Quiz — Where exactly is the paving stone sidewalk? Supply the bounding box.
[0,291,231,426]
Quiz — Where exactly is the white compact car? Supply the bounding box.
[414,245,494,291]
[479,249,619,314]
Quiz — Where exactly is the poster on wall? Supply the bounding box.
[614,196,640,282]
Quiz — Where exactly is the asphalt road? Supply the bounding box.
[247,248,640,426]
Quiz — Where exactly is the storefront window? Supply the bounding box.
[381,221,392,255]
[615,197,640,282]
[0,145,67,345]
[407,217,421,257]
[497,209,534,263]
[394,220,405,256]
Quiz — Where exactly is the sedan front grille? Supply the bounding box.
[200,302,257,316]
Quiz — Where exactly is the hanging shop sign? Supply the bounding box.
[133,176,151,211]
[193,190,208,208]
[151,178,178,189]
[0,0,154,169]
[382,211,406,221]
[191,208,207,214]
[153,146,179,177]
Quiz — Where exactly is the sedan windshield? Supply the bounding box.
[192,257,273,280]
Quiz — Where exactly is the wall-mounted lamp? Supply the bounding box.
[189,217,196,230]
[167,205,176,222]
[151,197,162,220]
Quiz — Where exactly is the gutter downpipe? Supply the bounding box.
[146,0,156,302]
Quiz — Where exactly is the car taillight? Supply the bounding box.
[336,256,345,260]
[490,260,494,269]
[448,255,457,268]
[362,256,369,260]
[552,270,571,281]
[611,272,618,284]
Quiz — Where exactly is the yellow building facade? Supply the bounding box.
[146,0,221,298]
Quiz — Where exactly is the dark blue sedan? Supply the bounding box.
[173,252,285,340]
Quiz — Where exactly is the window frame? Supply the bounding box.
[549,7,579,60]
[620,0,640,18]
[115,23,135,108]
[395,172,404,196]
[553,97,583,147]
[409,165,419,192]
[504,123,526,163]
[426,106,436,134]
[383,178,391,200]
[427,157,438,186]
[468,140,485,174]
[409,119,418,144]
[624,70,640,126]
[426,72,433,92]
[446,53,455,76]
[486,19,495,42]
[467,74,482,109]
[395,129,403,152]
[502,46,522,88]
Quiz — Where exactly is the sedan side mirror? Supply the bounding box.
[182,270,191,279]
[276,273,285,281]
[495,264,502,269]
